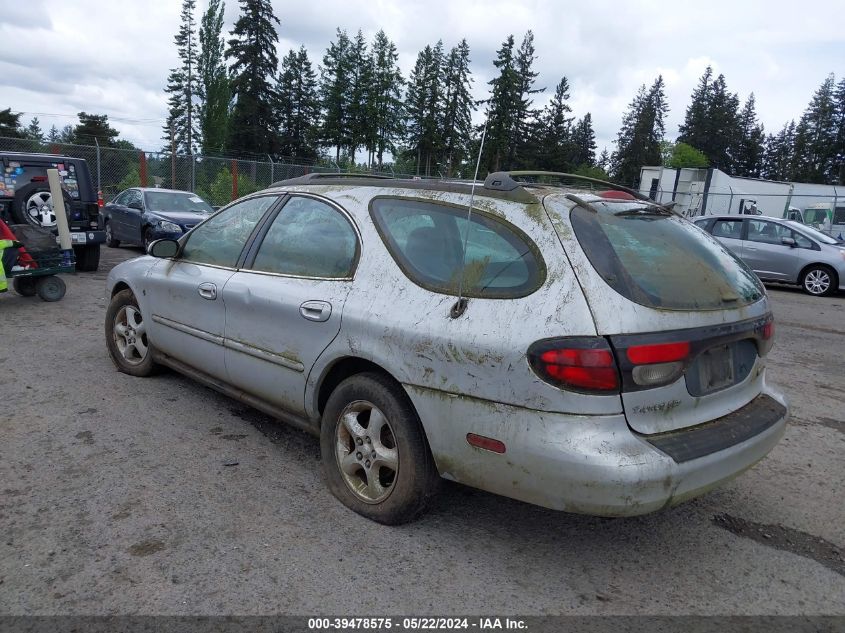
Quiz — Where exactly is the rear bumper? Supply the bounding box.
[70,230,106,246]
[406,383,788,516]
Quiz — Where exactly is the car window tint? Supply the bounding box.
[251,197,358,278]
[124,190,143,208]
[181,196,277,267]
[112,190,129,205]
[747,220,790,244]
[712,219,742,239]
[370,198,545,299]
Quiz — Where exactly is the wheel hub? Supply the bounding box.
[335,401,398,504]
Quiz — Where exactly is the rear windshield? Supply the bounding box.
[570,203,764,310]
[145,191,213,214]
[370,198,545,298]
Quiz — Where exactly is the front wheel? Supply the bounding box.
[105,289,159,376]
[320,372,439,525]
[73,244,100,272]
[105,222,120,248]
[801,266,837,296]
[143,228,154,253]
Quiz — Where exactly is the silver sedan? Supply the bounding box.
[694,215,845,296]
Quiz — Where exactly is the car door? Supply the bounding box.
[123,189,145,244]
[143,195,282,380]
[709,218,744,257]
[742,219,800,281]
[105,190,131,239]
[221,194,360,416]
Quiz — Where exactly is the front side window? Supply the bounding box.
[250,196,358,278]
[181,196,278,267]
[112,190,130,206]
[747,220,791,245]
[570,202,764,310]
[370,198,545,298]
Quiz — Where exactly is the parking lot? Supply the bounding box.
[1,245,843,615]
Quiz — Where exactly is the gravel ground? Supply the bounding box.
[1,246,843,615]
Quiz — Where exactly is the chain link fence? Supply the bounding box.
[0,136,417,207]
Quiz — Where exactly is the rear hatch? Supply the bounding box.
[543,193,774,435]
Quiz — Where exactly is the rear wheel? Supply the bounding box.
[12,277,37,297]
[320,372,439,525]
[801,265,837,296]
[35,275,66,301]
[73,244,100,272]
[105,289,159,377]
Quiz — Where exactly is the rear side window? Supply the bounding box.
[370,198,545,298]
[712,219,742,239]
[570,203,764,310]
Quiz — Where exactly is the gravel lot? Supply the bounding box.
[1,245,843,615]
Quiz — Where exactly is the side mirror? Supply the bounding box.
[149,239,179,258]
[780,236,796,247]
[128,201,144,211]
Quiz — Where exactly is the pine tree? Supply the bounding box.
[570,113,597,168]
[275,46,320,160]
[0,108,24,138]
[734,94,765,177]
[678,67,740,172]
[762,121,797,181]
[346,30,371,162]
[405,41,444,176]
[73,112,120,147]
[833,76,845,184]
[367,30,405,169]
[163,0,200,153]
[482,35,519,172]
[25,117,44,142]
[791,74,839,183]
[508,31,543,168]
[198,0,229,154]
[226,0,280,156]
[320,28,353,163]
[597,149,611,173]
[47,125,61,143]
[536,77,574,171]
[611,76,668,186]
[439,39,474,176]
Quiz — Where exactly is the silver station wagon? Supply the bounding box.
[105,172,789,524]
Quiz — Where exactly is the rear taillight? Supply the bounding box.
[625,341,690,387]
[758,317,774,355]
[528,337,620,393]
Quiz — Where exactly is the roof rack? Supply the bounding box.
[484,171,651,202]
[271,172,394,187]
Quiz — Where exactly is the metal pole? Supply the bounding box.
[191,153,195,192]
[268,154,274,185]
[170,124,176,189]
[94,138,101,194]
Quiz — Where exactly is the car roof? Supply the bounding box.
[260,171,670,211]
[1,151,82,162]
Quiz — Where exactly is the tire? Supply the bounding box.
[142,227,154,253]
[105,221,120,248]
[105,288,159,377]
[320,372,439,525]
[12,276,37,297]
[800,265,837,297]
[73,244,100,272]
[35,275,66,302]
[12,183,73,229]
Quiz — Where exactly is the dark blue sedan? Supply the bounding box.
[102,188,214,251]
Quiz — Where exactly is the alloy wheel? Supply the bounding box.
[335,400,399,504]
[25,191,57,227]
[113,305,148,365]
[804,269,831,295]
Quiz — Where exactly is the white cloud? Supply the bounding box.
[1,0,843,155]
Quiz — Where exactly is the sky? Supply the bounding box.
[2,0,844,159]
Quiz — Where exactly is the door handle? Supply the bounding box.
[300,300,332,322]
[198,282,217,300]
